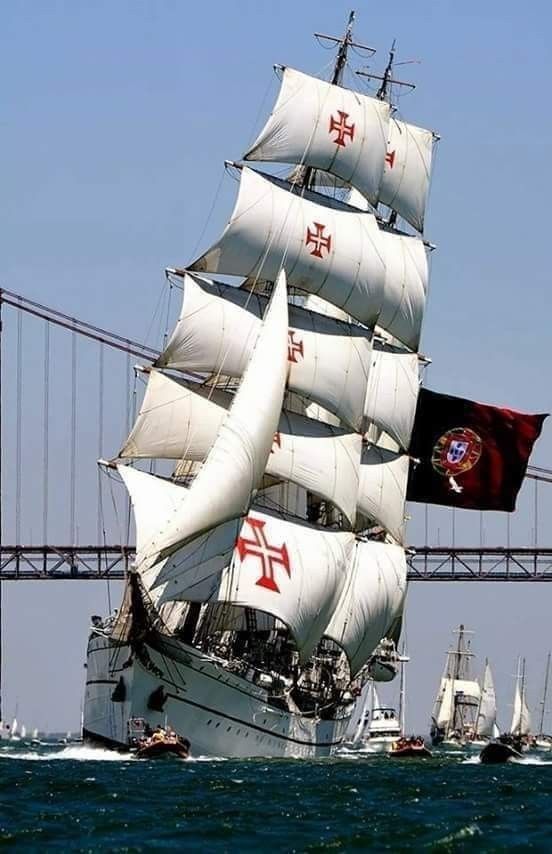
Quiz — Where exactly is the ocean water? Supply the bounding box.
[2,743,552,851]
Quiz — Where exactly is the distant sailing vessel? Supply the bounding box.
[430,625,481,748]
[82,12,432,758]
[509,657,532,745]
[470,659,498,749]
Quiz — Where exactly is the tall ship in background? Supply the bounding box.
[430,625,482,748]
[82,11,543,758]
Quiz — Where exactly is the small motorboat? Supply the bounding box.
[479,735,523,764]
[135,730,190,760]
[390,736,432,759]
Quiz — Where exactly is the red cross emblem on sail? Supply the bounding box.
[270,431,282,453]
[287,330,304,363]
[329,110,355,147]
[236,516,291,594]
[305,222,332,259]
[385,149,396,169]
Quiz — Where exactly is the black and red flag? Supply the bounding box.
[407,388,547,511]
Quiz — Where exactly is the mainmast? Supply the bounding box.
[538,652,551,736]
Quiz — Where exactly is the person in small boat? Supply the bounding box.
[151,726,166,743]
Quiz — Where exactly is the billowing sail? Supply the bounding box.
[119,370,361,527]
[214,511,355,661]
[377,231,429,352]
[157,272,371,431]
[476,661,497,738]
[511,677,531,736]
[190,167,386,327]
[129,270,289,567]
[364,345,419,450]
[357,444,408,543]
[324,541,407,676]
[379,118,437,233]
[436,679,454,728]
[244,67,391,205]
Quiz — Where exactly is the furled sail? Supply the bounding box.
[156,273,371,431]
[130,270,289,567]
[357,444,409,543]
[364,344,420,450]
[324,541,407,676]
[476,661,497,738]
[244,67,391,206]
[190,167,386,328]
[119,370,361,527]
[379,118,437,233]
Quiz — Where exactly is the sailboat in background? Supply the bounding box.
[430,625,481,748]
[509,657,532,745]
[469,659,498,749]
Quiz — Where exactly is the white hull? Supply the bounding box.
[83,633,350,758]
[341,735,399,755]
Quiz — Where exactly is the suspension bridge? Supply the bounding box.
[0,285,551,584]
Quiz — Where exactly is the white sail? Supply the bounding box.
[436,679,454,728]
[377,231,429,352]
[357,444,408,543]
[511,680,532,736]
[244,67,391,206]
[190,167,386,329]
[324,541,407,676]
[157,273,371,431]
[379,118,437,233]
[120,370,361,527]
[129,270,289,567]
[118,464,240,604]
[214,511,355,661]
[364,345,419,450]
[476,661,497,738]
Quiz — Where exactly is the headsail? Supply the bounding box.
[157,272,371,431]
[379,118,437,233]
[130,270,289,567]
[244,67,391,205]
[324,541,407,676]
[511,659,531,736]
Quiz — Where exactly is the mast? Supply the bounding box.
[539,652,551,736]
[399,645,406,735]
[302,10,363,191]
[520,657,527,737]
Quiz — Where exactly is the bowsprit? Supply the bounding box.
[236,516,291,593]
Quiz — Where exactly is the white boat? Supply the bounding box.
[82,13,436,758]
[430,626,481,748]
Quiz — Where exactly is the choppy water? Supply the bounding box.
[2,742,552,851]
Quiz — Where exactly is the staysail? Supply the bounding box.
[130,269,289,567]
[244,66,391,206]
[324,541,407,676]
[511,660,531,736]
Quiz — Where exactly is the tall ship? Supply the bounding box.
[430,625,481,747]
[82,13,543,758]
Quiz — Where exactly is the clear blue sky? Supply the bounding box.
[1,0,552,733]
